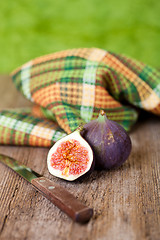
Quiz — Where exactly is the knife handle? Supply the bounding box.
[31,177,93,223]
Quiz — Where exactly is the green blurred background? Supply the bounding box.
[0,0,160,73]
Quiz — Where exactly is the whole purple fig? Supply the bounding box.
[82,110,132,170]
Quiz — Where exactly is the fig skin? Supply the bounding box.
[47,127,94,181]
[81,110,132,170]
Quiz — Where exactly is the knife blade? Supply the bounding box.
[0,154,93,223]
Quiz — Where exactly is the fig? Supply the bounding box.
[47,127,94,181]
[82,110,132,170]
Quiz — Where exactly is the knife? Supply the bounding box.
[0,154,93,223]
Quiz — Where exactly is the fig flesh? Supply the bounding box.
[82,110,132,170]
[47,127,94,181]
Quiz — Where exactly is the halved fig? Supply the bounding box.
[47,127,94,181]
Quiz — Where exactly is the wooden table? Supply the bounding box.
[0,75,160,240]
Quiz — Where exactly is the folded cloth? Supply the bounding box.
[0,48,160,146]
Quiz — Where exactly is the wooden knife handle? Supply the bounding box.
[31,177,93,223]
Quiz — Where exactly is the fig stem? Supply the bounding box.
[100,110,105,116]
[98,110,107,122]
[76,124,84,132]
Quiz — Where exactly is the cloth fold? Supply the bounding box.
[0,48,160,146]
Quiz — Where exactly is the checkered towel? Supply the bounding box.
[0,48,160,146]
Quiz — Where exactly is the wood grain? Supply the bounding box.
[0,75,160,240]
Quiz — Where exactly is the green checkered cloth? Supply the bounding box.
[0,48,160,146]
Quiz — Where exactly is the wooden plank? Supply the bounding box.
[0,75,160,240]
[0,75,32,109]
